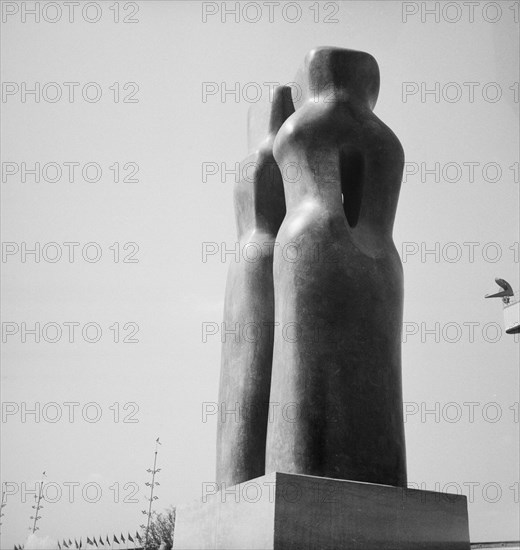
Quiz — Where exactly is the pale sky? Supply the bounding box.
[1,1,519,546]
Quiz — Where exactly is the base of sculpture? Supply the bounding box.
[172,472,470,549]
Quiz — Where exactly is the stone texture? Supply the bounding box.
[172,472,470,550]
[216,86,295,487]
[265,47,407,486]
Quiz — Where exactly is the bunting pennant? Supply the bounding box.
[92,537,98,547]
[63,541,69,549]
[120,534,125,544]
[58,543,62,550]
[98,537,104,547]
[113,534,119,544]
[135,532,142,542]
[127,533,134,543]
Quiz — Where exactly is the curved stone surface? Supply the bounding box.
[265,47,407,487]
[216,86,295,487]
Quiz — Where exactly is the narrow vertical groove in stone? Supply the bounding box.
[340,147,365,228]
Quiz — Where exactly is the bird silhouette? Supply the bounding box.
[485,278,514,301]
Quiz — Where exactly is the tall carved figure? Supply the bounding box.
[265,48,407,487]
[216,87,295,487]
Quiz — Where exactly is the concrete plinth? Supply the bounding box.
[173,472,470,550]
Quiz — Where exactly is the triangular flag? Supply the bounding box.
[58,542,62,550]
[127,533,134,543]
[63,541,69,549]
[113,534,119,544]
[92,537,98,548]
[75,539,79,549]
[135,532,142,542]
[98,537,104,547]
[106,536,110,546]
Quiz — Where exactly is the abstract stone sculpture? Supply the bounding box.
[218,47,406,488]
[174,47,471,550]
[216,86,294,487]
[265,47,407,487]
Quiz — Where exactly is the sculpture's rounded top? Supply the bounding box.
[299,47,380,110]
[247,85,295,154]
